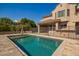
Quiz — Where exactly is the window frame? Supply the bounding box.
[57,10,65,17]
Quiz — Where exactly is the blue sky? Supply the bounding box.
[0,3,58,22]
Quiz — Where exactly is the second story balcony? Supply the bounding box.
[39,16,60,26]
[41,16,55,22]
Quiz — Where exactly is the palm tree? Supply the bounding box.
[20,18,28,35]
[20,18,36,35]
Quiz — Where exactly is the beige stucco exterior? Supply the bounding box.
[38,3,79,39]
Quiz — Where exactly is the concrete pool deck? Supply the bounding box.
[0,34,23,56]
[0,33,79,56]
[29,33,79,56]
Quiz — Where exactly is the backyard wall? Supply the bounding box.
[49,31,79,39]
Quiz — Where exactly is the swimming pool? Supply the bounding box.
[9,35,62,56]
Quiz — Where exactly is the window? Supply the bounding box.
[67,9,70,16]
[58,10,65,17]
[58,22,67,29]
[58,11,61,17]
[75,4,79,14]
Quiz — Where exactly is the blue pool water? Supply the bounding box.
[9,35,62,56]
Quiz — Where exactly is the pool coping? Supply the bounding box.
[7,33,71,56]
[52,40,66,56]
[27,33,70,56]
[7,35,28,56]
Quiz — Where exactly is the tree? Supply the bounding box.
[0,17,13,31]
[20,18,36,34]
[0,17,13,25]
[20,18,28,25]
[28,19,36,27]
[0,17,36,33]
